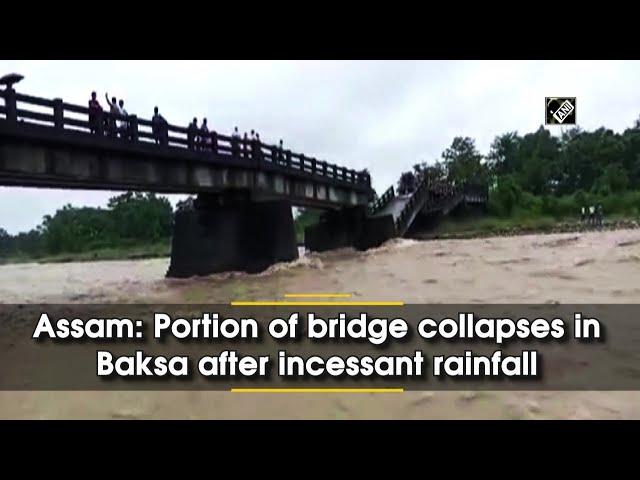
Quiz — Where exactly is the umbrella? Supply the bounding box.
[0,73,24,89]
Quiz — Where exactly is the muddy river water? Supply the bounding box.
[2,230,640,418]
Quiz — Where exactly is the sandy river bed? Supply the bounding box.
[1,229,640,418]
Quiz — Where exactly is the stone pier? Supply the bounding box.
[304,206,396,252]
[167,192,298,278]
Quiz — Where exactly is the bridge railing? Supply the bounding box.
[422,184,464,214]
[368,185,395,215]
[395,178,471,234]
[0,88,371,189]
[462,182,489,201]
[395,177,432,234]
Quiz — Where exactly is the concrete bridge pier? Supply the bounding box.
[166,191,299,278]
[304,206,395,252]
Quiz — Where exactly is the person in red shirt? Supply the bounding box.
[88,91,103,135]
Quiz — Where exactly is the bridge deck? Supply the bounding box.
[0,88,372,209]
[371,194,411,221]
[369,180,488,236]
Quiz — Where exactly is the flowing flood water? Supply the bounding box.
[2,230,640,418]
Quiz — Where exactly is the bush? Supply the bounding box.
[490,175,522,216]
[518,191,542,215]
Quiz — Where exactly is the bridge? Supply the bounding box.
[0,88,371,208]
[369,180,488,235]
[0,83,487,277]
[304,177,488,252]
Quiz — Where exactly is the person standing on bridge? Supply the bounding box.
[251,131,260,162]
[187,118,198,150]
[88,91,103,135]
[104,93,121,137]
[242,132,249,158]
[231,127,241,157]
[278,139,284,165]
[117,99,129,139]
[152,107,167,145]
[199,118,210,151]
[256,133,263,161]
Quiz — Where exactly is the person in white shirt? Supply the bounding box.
[117,99,128,138]
[104,93,121,136]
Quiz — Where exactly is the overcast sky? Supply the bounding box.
[1,60,640,234]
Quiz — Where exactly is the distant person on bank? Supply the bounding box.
[596,204,604,229]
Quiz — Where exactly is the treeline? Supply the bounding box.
[399,121,640,218]
[0,191,322,260]
[0,192,173,259]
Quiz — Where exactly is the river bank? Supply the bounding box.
[412,217,640,241]
[3,216,637,265]
[0,242,171,266]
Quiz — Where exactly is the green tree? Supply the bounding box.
[515,127,560,195]
[486,132,520,177]
[0,228,12,257]
[108,192,173,242]
[492,175,522,215]
[441,137,487,185]
[412,160,446,183]
[592,163,629,194]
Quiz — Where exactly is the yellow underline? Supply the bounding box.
[284,293,353,298]
[231,388,404,394]
[230,301,404,306]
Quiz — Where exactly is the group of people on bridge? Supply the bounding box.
[88,92,139,139]
[87,91,288,163]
